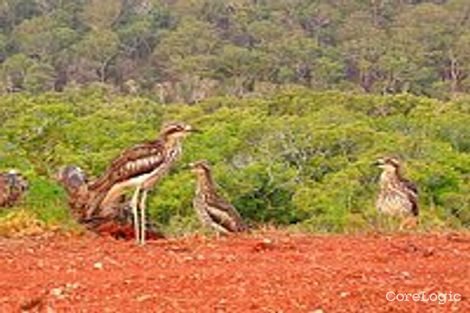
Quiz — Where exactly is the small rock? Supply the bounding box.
[423,247,435,257]
[311,309,324,313]
[50,288,63,297]
[93,262,103,270]
[46,305,56,313]
[253,238,275,252]
[65,283,79,290]
[136,294,152,302]
[340,291,350,298]
[20,296,44,311]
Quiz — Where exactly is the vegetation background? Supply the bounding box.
[0,0,468,234]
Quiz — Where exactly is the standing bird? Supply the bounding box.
[375,157,419,230]
[0,170,28,208]
[190,160,248,234]
[87,122,200,244]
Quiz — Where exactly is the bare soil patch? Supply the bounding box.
[0,231,468,312]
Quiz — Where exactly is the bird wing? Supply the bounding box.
[401,178,419,216]
[14,174,28,192]
[402,178,418,196]
[88,139,165,193]
[205,194,246,232]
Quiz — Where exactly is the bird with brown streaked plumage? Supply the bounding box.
[190,160,248,234]
[375,157,419,230]
[0,170,28,208]
[86,122,200,244]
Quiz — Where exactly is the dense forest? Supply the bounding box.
[0,0,469,101]
[0,88,468,233]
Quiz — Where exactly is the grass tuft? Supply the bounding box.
[0,209,49,238]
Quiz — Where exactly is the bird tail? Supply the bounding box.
[236,220,250,233]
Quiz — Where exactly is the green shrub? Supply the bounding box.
[1,88,468,234]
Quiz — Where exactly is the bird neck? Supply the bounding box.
[379,168,401,188]
[195,171,217,195]
[164,140,182,163]
[164,136,182,152]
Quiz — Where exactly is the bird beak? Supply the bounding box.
[183,163,194,170]
[373,160,383,166]
[185,125,202,133]
[54,171,62,182]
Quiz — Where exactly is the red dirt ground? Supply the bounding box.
[0,231,468,313]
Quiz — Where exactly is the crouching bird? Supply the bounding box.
[56,165,163,240]
[375,157,419,230]
[190,160,248,234]
[87,122,200,245]
[55,165,90,221]
[0,170,28,208]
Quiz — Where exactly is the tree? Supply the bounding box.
[24,62,55,94]
[73,30,120,83]
[13,15,77,59]
[153,17,221,80]
[80,0,122,30]
[339,12,388,93]
[0,53,33,92]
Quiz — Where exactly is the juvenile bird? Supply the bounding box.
[0,170,28,208]
[56,165,163,240]
[190,160,247,234]
[375,157,419,229]
[56,165,91,221]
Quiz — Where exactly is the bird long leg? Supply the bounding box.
[131,186,141,244]
[139,189,148,245]
[383,215,392,232]
[379,215,391,233]
[399,216,407,232]
[378,214,386,232]
[400,216,418,231]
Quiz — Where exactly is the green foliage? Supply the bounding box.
[1,89,468,234]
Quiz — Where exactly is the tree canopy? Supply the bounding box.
[0,0,468,100]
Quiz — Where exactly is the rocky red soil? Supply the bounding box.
[0,231,468,312]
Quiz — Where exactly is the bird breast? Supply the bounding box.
[377,189,413,216]
[193,195,213,223]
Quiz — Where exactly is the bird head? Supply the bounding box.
[5,170,18,183]
[189,160,211,175]
[374,157,401,172]
[160,122,201,141]
[4,170,28,191]
[55,165,87,191]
